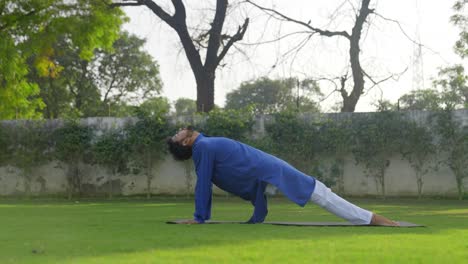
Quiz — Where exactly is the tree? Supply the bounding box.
[397,66,467,111]
[432,110,468,200]
[433,65,467,110]
[93,129,130,199]
[47,37,104,118]
[111,0,249,112]
[451,0,468,58]
[27,30,163,118]
[138,97,171,117]
[0,0,125,119]
[317,119,354,194]
[400,121,437,199]
[26,36,98,118]
[96,31,163,112]
[9,121,52,197]
[397,89,442,111]
[174,98,197,116]
[126,108,171,199]
[53,121,93,200]
[264,111,325,184]
[202,108,254,140]
[426,1,468,111]
[247,0,384,112]
[373,99,399,112]
[352,112,404,198]
[0,124,12,166]
[225,77,321,114]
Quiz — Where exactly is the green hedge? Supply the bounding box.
[0,109,467,199]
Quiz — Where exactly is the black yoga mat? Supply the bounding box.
[167,220,424,227]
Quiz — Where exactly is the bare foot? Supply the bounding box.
[370,213,400,226]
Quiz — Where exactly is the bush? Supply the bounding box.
[264,111,327,184]
[201,108,254,140]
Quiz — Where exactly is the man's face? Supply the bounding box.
[171,128,192,145]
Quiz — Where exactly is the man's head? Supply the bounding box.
[166,126,195,161]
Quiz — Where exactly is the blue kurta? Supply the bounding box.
[192,134,316,223]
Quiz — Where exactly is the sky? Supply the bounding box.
[121,0,465,112]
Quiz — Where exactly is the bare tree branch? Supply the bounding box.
[205,0,229,70]
[373,12,421,46]
[245,0,350,39]
[239,30,311,46]
[109,0,143,8]
[362,67,408,95]
[216,18,249,67]
[316,77,341,103]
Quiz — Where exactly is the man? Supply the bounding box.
[167,127,398,226]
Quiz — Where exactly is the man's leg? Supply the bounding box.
[310,180,398,226]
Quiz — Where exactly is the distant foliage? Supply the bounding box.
[175,98,197,116]
[201,108,255,141]
[225,77,321,114]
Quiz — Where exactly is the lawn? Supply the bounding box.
[0,197,467,264]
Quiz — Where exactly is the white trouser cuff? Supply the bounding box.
[310,180,373,225]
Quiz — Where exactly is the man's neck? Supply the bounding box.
[187,131,200,146]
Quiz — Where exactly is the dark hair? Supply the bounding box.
[166,137,193,161]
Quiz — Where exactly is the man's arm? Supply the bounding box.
[247,182,268,223]
[192,142,214,223]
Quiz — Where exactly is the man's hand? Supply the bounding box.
[178,219,200,224]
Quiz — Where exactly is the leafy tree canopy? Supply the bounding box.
[225,77,322,115]
[0,0,126,119]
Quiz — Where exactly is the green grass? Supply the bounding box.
[1,197,467,263]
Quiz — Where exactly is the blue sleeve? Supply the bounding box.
[193,143,214,223]
[247,183,268,223]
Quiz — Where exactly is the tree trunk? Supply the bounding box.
[378,166,386,199]
[146,175,151,199]
[416,171,423,199]
[195,72,215,112]
[146,165,152,199]
[66,164,74,201]
[108,170,114,199]
[456,176,464,200]
[114,0,247,113]
[75,60,89,112]
[340,0,372,112]
[336,158,345,195]
[23,169,32,199]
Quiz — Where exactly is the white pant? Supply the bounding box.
[310,180,373,225]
